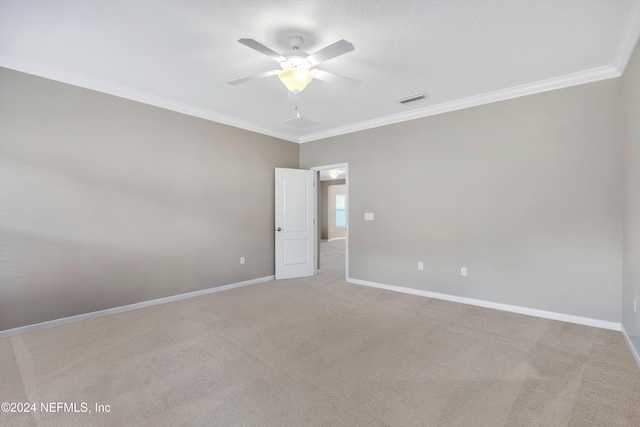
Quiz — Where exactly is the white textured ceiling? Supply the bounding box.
[1,0,639,143]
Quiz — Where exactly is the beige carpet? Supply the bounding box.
[2,240,639,426]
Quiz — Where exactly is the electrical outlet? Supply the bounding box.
[418,262,424,271]
[461,267,467,277]
[240,257,245,265]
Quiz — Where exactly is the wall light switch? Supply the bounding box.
[364,213,374,221]
[461,267,467,276]
[240,257,245,265]
[418,262,424,271]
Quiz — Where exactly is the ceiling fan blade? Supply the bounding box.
[307,39,354,65]
[228,69,279,85]
[238,38,285,61]
[312,69,361,88]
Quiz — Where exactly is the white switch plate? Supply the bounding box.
[461,267,467,276]
[240,257,245,265]
[418,262,424,271]
[634,298,637,313]
[364,213,374,221]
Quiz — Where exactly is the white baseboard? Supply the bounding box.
[328,237,346,241]
[346,278,622,331]
[621,325,640,369]
[0,276,275,339]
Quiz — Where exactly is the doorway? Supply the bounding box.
[311,163,348,281]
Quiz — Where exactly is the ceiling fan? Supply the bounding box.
[228,36,360,94]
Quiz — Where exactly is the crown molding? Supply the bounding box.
[613,0,640,74]
[0,56,300,143]
[1,54,628,146]
[298,65,620,143]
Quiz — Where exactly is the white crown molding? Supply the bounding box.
[0,275,275,339]
[621,325,640,369]
[1,50,630,146]
[347,278,622,331]
[613,0,640,74]
[299,65,620,143]
[0,56,300,143]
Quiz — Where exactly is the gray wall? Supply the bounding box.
[0,68,299,331]
[301,79,624,322]
[623,40,640,356]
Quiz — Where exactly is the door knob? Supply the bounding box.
[276,227,282,231]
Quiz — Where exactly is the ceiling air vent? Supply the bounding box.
[396,93,427,104]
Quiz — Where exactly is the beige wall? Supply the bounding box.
[301,78,624,322]
[328,184,346,240]
[0,68,299,331]
[623,40,640,357]
[1,58,634,334]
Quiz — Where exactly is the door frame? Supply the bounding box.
[310,163,349,281]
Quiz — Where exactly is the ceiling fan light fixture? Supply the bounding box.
[278,68,313,94]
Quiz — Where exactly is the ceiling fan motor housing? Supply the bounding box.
[280,55,312,71]
[279,36,313,71]
[229,35,358,94]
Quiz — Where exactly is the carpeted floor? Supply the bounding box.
[1,240,639,426]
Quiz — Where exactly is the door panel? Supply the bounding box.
[275,168,315,279]
[283,239,308,265]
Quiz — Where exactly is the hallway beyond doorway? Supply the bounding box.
[317,239,345,283]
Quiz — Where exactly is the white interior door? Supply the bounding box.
[275,168,315,280]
